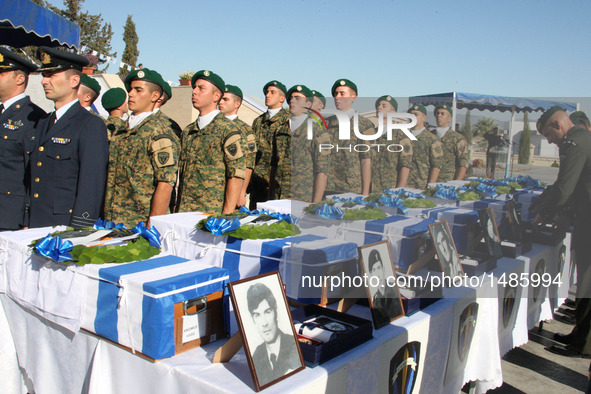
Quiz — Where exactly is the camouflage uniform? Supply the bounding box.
[371,130,413,193]
[289,119,331,202]
[105,115,128,140]
[326,114,375,194]
[103,113,180,227]
[434,129,469,182]
[233,117,257,169]
[269,123,291,200]
[249,108,290,207]
[155,110,183,139]
[176,112,246,213]
[408,130,443,189]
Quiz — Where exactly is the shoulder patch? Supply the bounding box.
[151,137,175,168]
[246,133,257,153]
[224,134,244,160]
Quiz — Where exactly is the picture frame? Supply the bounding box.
[428,221,464,278]
[357,240,405,329]
[228,271,305,392]
[504,199,522,241]
[478,207,503,257]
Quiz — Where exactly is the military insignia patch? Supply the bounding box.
[204,70,210,76]
[137,71,145,78]
[227,144,237,156]
[531,259,546,303]
[40,52,51,64]
[457,302,478,362]
[248,143,256,152]
[297,85,302,91]
[389,341,420,394]
[340,80,346,85]
[158,151,170,165]
[224,134,244,160]
[502,285,516,329]
[4,119,23,130]
[387,96,392,101]
[273,81,277,85]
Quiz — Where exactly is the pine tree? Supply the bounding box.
[461,110,472,147]
[119,15,139,78]
[519,112,531,164]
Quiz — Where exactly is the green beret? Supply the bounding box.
[124,68,166,93]
[331,78,358,96]
[570,111,590,126]
[286,84,313,102]
[36,46,89,72]
[224,84,243,100]
[0,47,38,73]
[311,90,326,106]
[537,106,565,132]
[407,103,427,115]
[263,80,287,96]
[434,103,453,116]
[375,95,398,111]
[192,70,225,93]
[80,74,101,95]
[101,87,127,111]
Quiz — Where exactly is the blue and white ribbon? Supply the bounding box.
[132,222,162,248]
[434,185,460,200]
[34,235,73,262]
[94,219,127,230]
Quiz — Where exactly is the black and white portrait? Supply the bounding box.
[429,221,464,278]
[504,199,522,241]
[478,207,503,257]
[229,272,305,391]
[358,241,404,329]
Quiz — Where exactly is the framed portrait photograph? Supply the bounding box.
[478,207,503,257]
[358,240,405,329]
[228,271,305,392]
[504,199,522,241]
[428,221,464,278]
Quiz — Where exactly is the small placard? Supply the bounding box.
[182,314,206,344]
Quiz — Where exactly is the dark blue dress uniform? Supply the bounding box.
[28,47,109,228]
[0,47,46,230]
[0,96,46,229]
[28,102,109,228]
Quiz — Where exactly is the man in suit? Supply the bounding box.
[247,282,301,387]
[0,48,46,231]
[28,47,109,228]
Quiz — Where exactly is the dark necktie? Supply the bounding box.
[270,353,277,371]
[0,104,4,114]
[45,111,57,136]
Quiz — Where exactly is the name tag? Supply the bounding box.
[52,137,71,144]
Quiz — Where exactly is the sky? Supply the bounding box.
[45,0,591,108]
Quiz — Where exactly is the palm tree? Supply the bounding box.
[472,118,498,137]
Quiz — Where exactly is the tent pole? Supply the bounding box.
[505,107,516,179]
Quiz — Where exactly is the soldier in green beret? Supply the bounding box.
[406,104,442,189]
[532,107,591,358]
[219,84,257,208]
[249,80,289,208]
[371,95,413,192]
[153,76,183,139]
[103,68,180,228]
[176,70,247,214]
[311,90,326,112]
[326,78,375,195]
[77,73,101,116]
[431,103,469,182]
[101,87,128,140]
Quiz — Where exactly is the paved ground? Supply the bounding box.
[465,165,589,393]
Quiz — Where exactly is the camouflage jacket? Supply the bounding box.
[288,118,331,202]
[103,112,180,227]
[252,108,290,186]
[371,130,413,193]
[176,112,246,214]
[233,117,257,169]
[154,110,183,139]
[105,115,128,141]
[434,129,469,182]
[408,129,443,189]
[326,113,375,194]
